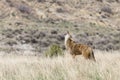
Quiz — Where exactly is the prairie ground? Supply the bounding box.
[0,51,120,80]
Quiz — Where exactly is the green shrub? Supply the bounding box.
[45,44,64,57]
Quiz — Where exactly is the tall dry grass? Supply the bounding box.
[0,51,120,80]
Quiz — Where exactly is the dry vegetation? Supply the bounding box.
[0,0,120,28]
[0,0,120,53]
[0,51,120,80]
[0,0,120,80]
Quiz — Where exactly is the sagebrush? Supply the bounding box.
[45,44,64,57]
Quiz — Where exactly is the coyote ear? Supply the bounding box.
[66,31,72,38]
[67,31,70,34]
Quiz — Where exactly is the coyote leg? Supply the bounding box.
[72,54,76,59]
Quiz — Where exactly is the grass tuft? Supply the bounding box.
[45,44,64,57]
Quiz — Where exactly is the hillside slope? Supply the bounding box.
[0,0,120,54]
[0,0,120,28]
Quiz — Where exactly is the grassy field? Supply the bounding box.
[0,51,120,80]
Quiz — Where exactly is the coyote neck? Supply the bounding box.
[65,38,75,49]
[65,34,69,48]
[64,33,75,49]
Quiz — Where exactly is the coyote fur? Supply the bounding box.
[65,31,95,61]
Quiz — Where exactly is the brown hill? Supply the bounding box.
[0,0,120,54]
[0,0,120,28]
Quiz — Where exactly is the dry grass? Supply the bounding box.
[0,51,120,80]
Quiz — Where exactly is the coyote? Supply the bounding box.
[64,31,95,61]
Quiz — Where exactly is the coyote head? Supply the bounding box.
[64,31,72,47]
[65,31,72,40]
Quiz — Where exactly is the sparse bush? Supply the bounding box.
[37,0,46,2]
[51,30,58,34]
[101,6,113,14]
[97,0,103,2]
[56,8,66,13]
[45,44,64,57]
[17,4,32,14]
[57,34,64,41]
[106,0,119,3]
[6,39,17,46]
